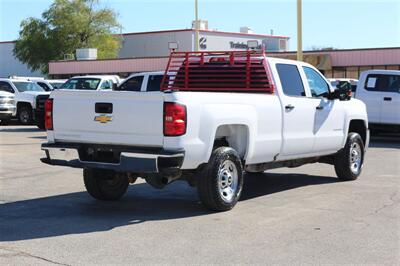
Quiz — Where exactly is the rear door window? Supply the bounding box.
[276,64,306,97]
[365,74,400,93]
[146,75,163,91]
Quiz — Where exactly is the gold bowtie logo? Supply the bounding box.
[94,115,113,123]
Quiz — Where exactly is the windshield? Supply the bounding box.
[61,78,101,90]
[12,81,44,92]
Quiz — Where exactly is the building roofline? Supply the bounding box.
[49,56,169,63]
[271,46,400,54]
[122,28,289,39]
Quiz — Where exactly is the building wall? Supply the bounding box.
[119,31,193,58]
[119,30,289,58]
[0,42,42,78]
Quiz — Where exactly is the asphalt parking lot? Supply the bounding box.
[0,125,399,265]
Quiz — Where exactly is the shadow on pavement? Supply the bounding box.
[0,172,337,242]
[369,134,400,149]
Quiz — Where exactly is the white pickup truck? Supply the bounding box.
[41,51,369,211]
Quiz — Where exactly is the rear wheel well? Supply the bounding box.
[348,120,367,145]
[17,102,32,111]
[213,124,249,159]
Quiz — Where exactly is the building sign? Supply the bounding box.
[229,41,262,50]
[199,37,207,49]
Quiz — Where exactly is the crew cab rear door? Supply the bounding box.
[274,62,315,157]
[52,90,164,147]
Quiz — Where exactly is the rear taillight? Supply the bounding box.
[45,99,53,130]
[164,102,186,136]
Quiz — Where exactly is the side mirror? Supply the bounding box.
[330,82,352,100]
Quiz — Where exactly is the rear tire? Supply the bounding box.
[334,132,364,181]
[18,106,33,125]
[83,169,129,201]
[197,147,243,211]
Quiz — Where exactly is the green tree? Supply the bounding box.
[13,0,121,74]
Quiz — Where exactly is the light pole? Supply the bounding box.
[297,0,303,61]
[195,0,199,51]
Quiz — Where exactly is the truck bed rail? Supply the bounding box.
[161,51,275,93]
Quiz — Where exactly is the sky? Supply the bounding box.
[0,0,399,51]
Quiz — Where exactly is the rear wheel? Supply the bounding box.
[197,147,243,211]
[334,132,364,181]
[18,106,33,125]
[83,169,129,201]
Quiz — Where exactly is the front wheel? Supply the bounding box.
[197,147,243,211]
[18,106,33,125]
[83,169,129,201]
[334,132,365,181]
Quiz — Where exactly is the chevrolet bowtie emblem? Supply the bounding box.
[94,115,113,123]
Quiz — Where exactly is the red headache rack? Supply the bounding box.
[161,50,275,93]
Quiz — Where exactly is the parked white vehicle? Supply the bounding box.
[0,78,49,124]
[9,76,67,91]
[355,70,400,132]
[0,91,16,125]
[35,79,67,91]
[60,75,121,91]
[115,71,166,92]
[41,51,369,211]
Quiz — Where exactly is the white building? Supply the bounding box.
[118,28,289,58]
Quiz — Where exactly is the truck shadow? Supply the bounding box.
[0,172,337,242]
[369,134,400,149]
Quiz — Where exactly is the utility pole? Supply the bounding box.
[297,0,303,61]
[195,0,199,51]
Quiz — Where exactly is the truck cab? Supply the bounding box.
[355,70,400,132]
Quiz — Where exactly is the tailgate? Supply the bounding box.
[52,90,164,147]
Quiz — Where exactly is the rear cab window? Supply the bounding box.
[365,74,400,93]
[276,64,306,97]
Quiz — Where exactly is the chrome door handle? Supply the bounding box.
[285,104,295,111]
